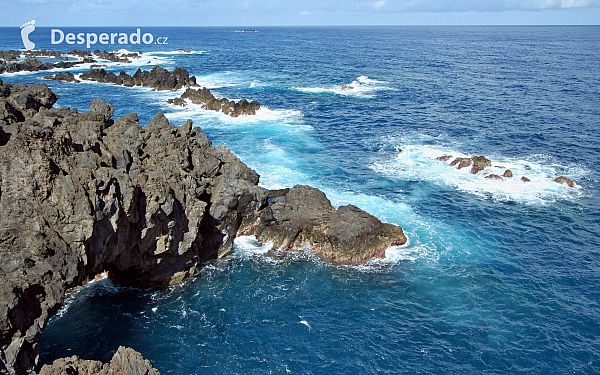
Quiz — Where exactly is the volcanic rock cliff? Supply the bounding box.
[0,80,406,374]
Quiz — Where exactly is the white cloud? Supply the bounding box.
[373,0,386,9]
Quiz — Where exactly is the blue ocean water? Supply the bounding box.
[1,26,599,373]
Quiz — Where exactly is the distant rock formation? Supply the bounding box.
[93,50,141,63]
[241,185,407,264]
[39,346,160,375]
[80,66,197,90]
[167,87,260,117]
[0,58,81,74]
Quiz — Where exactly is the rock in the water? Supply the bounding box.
[485,174,503,180]
[167,87,260,117]
[503,169,513,178]
[39,346,160,375]
[436,155,452,161]
[43,72,80,83]
[470,156,492,174]
[341,84,354,90]
[554,176,575,187]
[244,185,407,264]
[521,176,531,182]
[450,157,472,169]
[80,66,196,90]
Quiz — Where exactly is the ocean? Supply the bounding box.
[1,26,599,374]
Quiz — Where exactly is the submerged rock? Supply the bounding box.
[485,174,503,180]
[167,87,260,117]
[554,176,575,187]
[242,185,407,264]
[521,176,531,182]
[436,155,453,161]
[39,346,160,375]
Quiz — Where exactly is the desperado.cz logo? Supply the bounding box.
[18,20,168,50]
[52,29,168,48]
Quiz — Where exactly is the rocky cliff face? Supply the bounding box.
[0,79,406,374]
[0,78,266,374]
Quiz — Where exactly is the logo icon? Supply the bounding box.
[20,20,36,50]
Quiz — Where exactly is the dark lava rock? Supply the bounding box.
[167,87,260,117]
[93,50,140,63]
[503,169,513,178]
[39,346,160,375]
[43,72,80,83]
[241,185,407,264]
[521,176,531,182]
[554,176,575,187]
[0,80,266,373]
[80,66,196,91]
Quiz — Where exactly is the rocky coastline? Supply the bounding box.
[0,80,405,373]
[79,66,197,91]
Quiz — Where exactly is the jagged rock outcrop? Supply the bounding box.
[167,87,260,117]
[39,346,160,375]
[80,66,196,91]
[0,59,81,75]
[241,185,407,264]
[0,80,407,374]
[43,72,80,83]
[0,79,266,374]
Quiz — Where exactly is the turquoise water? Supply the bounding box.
[1,26,599,373]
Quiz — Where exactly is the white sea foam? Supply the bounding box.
[370,143,585,204]
[295,76,394,98]
[164,100,305,126]
[233,236,273,258]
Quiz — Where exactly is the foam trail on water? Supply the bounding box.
[295,76,395,98]
[370,143,585,204]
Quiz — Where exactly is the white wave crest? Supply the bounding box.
[295,75,394,98]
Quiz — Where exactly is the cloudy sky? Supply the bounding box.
[2,0,599,26]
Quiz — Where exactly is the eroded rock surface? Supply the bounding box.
[242,185,407,264]
[39,346,160,375]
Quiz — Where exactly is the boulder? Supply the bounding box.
[470,156,492,174]
[521,176,531,182]
[503,169,513,178]
[244,185,407,264]
[554,176,575,187]
[436,155,452,161]
[450,157,472,169]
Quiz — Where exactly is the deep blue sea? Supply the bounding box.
[1,26,599,374]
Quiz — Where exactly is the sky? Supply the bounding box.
[1,0,600,26]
